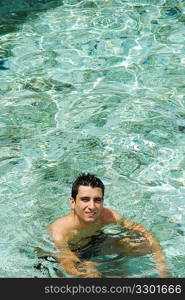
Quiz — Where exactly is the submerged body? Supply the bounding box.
[48,181,171,278]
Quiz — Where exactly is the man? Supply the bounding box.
[48,173,171,278]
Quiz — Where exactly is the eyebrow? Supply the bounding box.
[94,197,103,200]
[80,196,103,200]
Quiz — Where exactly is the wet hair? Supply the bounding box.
[71,173,104,199]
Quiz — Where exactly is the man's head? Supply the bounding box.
[71,173,104,200]
[70,173,105,224]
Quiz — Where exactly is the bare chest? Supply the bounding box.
[68,227,102,250]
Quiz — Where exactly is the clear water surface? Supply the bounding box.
[0,0,185,277]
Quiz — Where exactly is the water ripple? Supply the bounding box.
[1,0,185,277]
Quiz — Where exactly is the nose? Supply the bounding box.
[88,199,95,210]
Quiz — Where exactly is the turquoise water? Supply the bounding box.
[0,0,185,277]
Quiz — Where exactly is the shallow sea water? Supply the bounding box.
[0,0,185,278]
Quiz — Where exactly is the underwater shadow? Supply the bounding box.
[0,0,64,36]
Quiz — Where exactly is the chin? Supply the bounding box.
[84,216,97,223]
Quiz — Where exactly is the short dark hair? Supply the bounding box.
[71,173,104,199]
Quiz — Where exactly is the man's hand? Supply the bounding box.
[83,260,101,267]
[82,260,102,277]
[115,236,152,257]
[159,270,172,278]
[59,258,101,278]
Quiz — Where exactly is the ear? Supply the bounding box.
[70,197,75,210]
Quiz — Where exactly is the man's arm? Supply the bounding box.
[53,241,101,278]
[110,210,171,278]
[122,218,171,277]
[48,224,101,278]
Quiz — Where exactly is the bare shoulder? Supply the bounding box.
[100,207,123,224]
[48,214,73,243]
[100,208,147,232]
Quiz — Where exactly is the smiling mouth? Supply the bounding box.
[85,212,96,217]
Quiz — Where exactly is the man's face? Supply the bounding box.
[70,185,104,224]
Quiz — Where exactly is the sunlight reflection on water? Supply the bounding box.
[0,0,185,277]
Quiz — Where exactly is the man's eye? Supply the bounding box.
[95,198,102,202]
